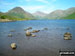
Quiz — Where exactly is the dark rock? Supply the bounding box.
[32,30,40,33]
[64,32,72,40]
[8,34,12,37]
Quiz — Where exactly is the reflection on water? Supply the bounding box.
[0,19,75,56]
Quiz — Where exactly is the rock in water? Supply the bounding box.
[44,28,48,30]
[24,29,28,31]
[32,34,36,37]
[32,30,40,33]
[26,30,31,36]
[8,34,12,37]
[11,43,16,49]
[28,27,32,29]
[10,29,15,32]
[24,27,32,31]
[67,27,70,30]
[64,32,72,40]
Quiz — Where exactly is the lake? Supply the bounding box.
[0,19,75,56]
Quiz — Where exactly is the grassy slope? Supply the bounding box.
[63,12,75,19]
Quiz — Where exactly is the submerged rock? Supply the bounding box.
[32,34,36,37]
[26,30,31,36]
[64,32,72,40]
[32,30,40,33]
[10,29,15,32]
[28,27,32,29]
[44,28,48,30]
[67,27,70,30]
[11,43,17,49]
[24,27,32,31]
[8,34,12,37]
[24,29,28,31]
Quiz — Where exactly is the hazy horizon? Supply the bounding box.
[0,0,75,14]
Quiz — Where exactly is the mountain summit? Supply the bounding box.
[6,7,35,20]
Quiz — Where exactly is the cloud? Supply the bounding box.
[21,5,46,13]
[20,5,55,13]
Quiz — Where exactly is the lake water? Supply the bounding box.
[0,19,75,56]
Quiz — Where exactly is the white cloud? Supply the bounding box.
[39,5,55,13]
[20,5,55,13]
[21,5,46,13]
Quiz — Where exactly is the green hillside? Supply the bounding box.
[63,12,75,19]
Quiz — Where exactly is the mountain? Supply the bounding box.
[33,11,47,17]
[45,7,75,19]
[5,7,35,20]
[0,7,35,21]
[33,11,47,19]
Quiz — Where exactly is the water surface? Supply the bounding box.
[0,19,75,56]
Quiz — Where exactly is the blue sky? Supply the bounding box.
[0,0,75,13]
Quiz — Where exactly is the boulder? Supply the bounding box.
[32,34,36,37]
[26,30,31,36]
[32,30,40,33]
[28,27,32,29]
[11,43,16,49]
[10,29,15,32]
[44,28,48,30]
[8,34,12,37]
[64,32,72,40]
[24,27,32,31]
[24,29,28,31]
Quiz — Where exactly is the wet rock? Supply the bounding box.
[32,34,36,37]
[26,30,31,36]
[8,34,12,37]
[28,27,32,29]
[10,29,15,32]
[67,27,70,30]
[24,29,28,31]
[24,27,32,31]
[44,28,48,30]
[11,43,16,49]
[32,30,40,33]
[64,32,72,40]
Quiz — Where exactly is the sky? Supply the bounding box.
[0,0,75,13]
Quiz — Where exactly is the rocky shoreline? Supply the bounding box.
[0,19,16,22]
